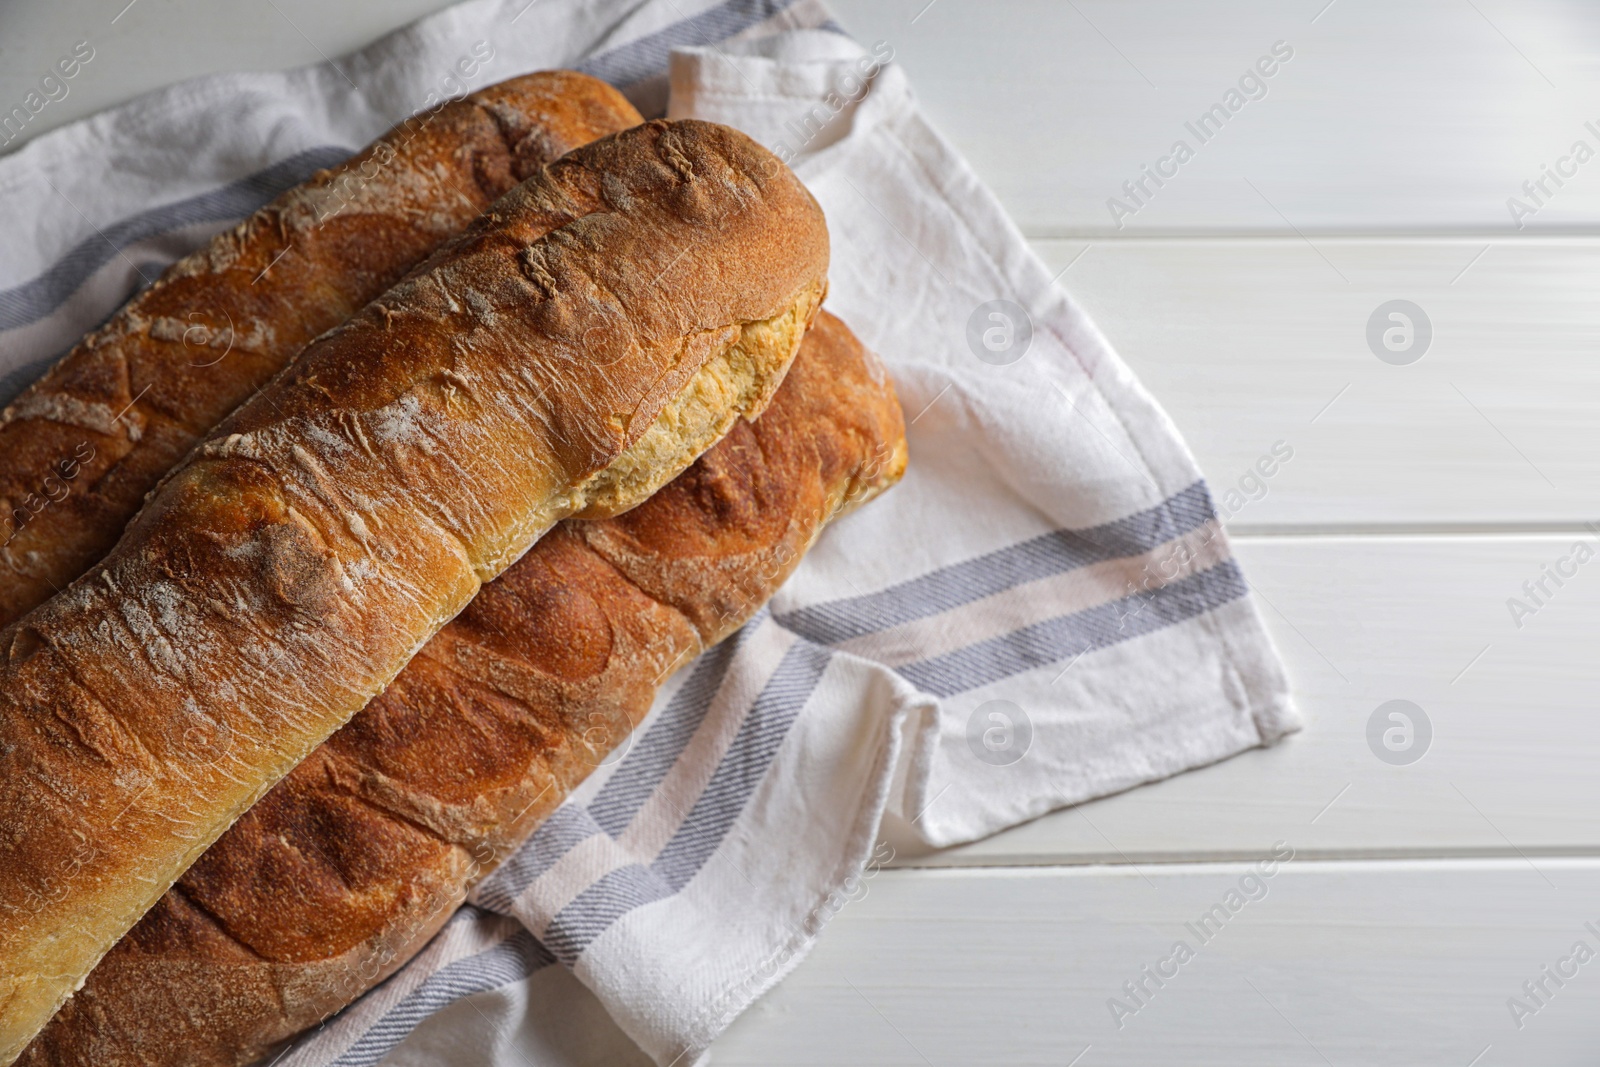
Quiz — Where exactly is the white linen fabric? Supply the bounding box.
[0,2,1299,1064]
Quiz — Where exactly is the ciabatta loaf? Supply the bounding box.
[22,311,907,1067]
[0,118,828,1064]
[0,70,642,629]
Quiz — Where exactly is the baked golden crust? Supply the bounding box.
[22,311,907,1067]
[0,70,643,630]
[0,118,829,1064]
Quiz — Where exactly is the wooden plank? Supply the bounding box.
[830,0,1597,237]
[1033,236,1600,528]
[714,860,1600,1065]
[885,534,1600,867]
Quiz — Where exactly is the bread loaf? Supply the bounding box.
[22,310,907,1067]
[0,118,829,1063]
[0,70,642,630]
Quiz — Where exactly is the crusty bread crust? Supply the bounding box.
[0,118,829,1064]
[21,312,907,1067]
[0,71,643,630]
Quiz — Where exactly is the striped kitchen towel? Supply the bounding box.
[0,1,1298,1064]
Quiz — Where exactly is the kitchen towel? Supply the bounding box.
[0,1,1299,1064]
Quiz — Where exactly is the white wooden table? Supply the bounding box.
[6,1,1598,1063]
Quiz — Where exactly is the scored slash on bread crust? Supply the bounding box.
[0,118,830,1063]
[0,70,643,631]
[22,312,908,1067]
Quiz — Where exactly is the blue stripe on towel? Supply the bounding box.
[315,907,554,1067]
[775,480,1217,645]
[537,640,832,963]
[0,145,351,334]
[897,559,1250,697]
